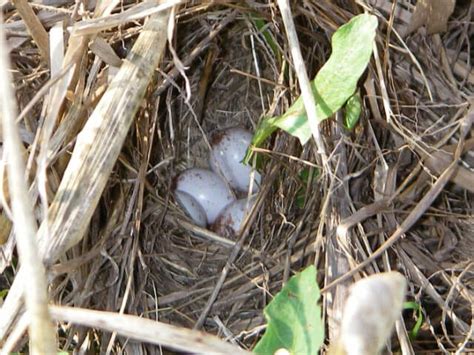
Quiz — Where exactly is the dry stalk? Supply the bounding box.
[0,18,56,354]
[49,305,251,354]
[276,0,328,167]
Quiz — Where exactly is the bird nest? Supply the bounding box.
[0,0,473,353]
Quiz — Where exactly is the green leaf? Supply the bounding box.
[344,93,362,130]
[403,301,424,340]
[250,13,378,150]
[254,265,323,355]
[273,99,308,144]
[277,13,377,144]
[250,14,280,61]
[0,289,8,299]
[244,116,278,163]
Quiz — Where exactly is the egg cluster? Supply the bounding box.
[173,127,261,236]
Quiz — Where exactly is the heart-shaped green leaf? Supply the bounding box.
[254,265,323,355]
[246,13,378,160]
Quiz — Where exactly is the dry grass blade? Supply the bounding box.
[72,0,184,36]
[337,199,390,239]
[419,135,474,193]
[48,21,64,76]
[10,0,49,65]
[49,305,251,354]
[37,9,171,265]
[89,36,122,68]
[0,313,29,355]
[0,18,56,354]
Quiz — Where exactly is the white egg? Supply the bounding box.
[209,127,261,193]
[212,196,256,236]
[174,168,235,224]
[174,190,207,227]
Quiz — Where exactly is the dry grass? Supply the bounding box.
[1,0,473,353]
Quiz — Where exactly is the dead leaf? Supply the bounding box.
[407,0,456,35]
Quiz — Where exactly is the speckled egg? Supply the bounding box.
[209,127,261,193]
[174,190,207,227]
[174,168,235,224]
[211,196,256,236]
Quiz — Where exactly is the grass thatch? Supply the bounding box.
[1,0,473,353]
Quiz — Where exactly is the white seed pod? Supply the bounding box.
[336,272,407,355]
[174,168,235,224]
[209,127,261,193]
[174,190,207,227]
[212,196,256,236]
